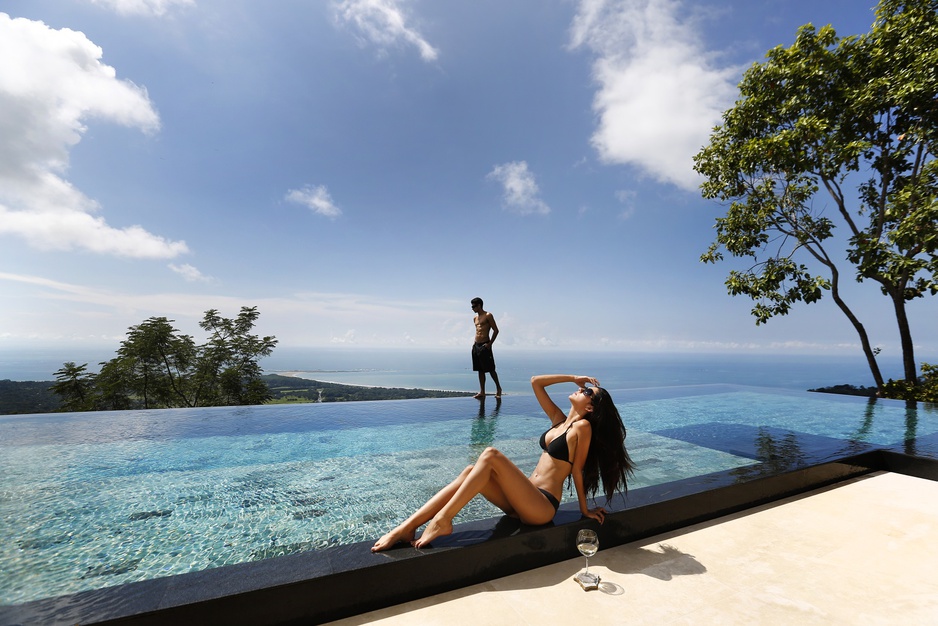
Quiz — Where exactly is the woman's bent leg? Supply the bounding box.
[371,465,473,552]
[414,448,556,548]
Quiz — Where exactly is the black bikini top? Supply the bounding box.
[539,425,573,464]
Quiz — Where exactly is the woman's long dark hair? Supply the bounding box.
[581,388,635,503]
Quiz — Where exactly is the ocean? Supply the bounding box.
[260,347,909,394]
[0,345,918,392]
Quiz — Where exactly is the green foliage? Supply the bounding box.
[50,362,96,411]
[882,362,938,402]
[117,317,197,409]
[5,374,473,415]
[93,357,136,410]
[807,384,878,397]
[51,307,278,411]
[195,308,278,406]
[0,380,62,415]
[694,0,938,391]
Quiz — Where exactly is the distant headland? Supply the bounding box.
[807,384,878,397]
[0,374,475,415]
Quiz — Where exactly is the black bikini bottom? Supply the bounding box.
[538,488,560,511]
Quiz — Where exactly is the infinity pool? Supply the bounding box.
[1,385,931,605]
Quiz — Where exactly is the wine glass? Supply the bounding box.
[575,529,600,588]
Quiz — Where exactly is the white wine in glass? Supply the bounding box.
[575,529,600,589]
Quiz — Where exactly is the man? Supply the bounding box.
[470,297,502,398]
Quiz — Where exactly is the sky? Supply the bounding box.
[1,0,935,365]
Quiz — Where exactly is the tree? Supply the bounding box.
[50,362,95,412]
[117,317,197,408]
[194,307,278,406]
[693,0,938,396]
[884,362,938,402]
[92,357,136,411]
[51,307,278,411]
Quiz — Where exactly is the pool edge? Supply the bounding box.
[6,449,931,626]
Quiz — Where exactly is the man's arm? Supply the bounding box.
[486,313,499,344]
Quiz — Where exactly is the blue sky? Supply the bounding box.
[1,0,935,361]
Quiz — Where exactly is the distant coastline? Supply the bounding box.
[263,373,474,403]
[274,370,467,392]
[0,374,475,415]
[807,384,878,397]
[0,375,883,416]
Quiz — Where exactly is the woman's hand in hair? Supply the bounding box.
[573,375,599,388]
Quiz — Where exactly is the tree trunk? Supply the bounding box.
[829,274,886,394]
[891,291,918,384]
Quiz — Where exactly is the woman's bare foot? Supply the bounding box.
[473,392,485,399]
[371,525,415,552]
[413,516,453,548]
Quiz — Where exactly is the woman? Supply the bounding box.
[371,374,635,552]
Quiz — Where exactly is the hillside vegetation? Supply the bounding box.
[0,374,473,415]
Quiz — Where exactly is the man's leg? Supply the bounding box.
[491,371,502,397]
[475,371,486,398]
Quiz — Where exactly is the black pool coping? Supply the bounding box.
[3,447,936,626]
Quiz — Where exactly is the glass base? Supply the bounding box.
[574,571,600,590]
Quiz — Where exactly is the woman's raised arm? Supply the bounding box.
[531,374,567,424]
[530,374,598,424]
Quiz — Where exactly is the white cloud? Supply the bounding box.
[615,189,637,219]
[487,161,551,215]
[330,330,358,344]
[0,271,469,348]
[569,0,740,191]
[169,263,213,282]
[0,271,98,297]
[285,185,342,218]
[0,14,188,259]
[1,270,929,355]
[332,0,439,62]
[87,0,195,17]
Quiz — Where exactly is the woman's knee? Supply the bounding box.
[478,447,503,462]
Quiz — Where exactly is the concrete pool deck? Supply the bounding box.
[326,471,938,625]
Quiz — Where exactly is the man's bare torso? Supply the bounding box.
[474,313,493,343]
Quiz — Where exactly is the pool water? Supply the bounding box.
[1,386,932,605]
